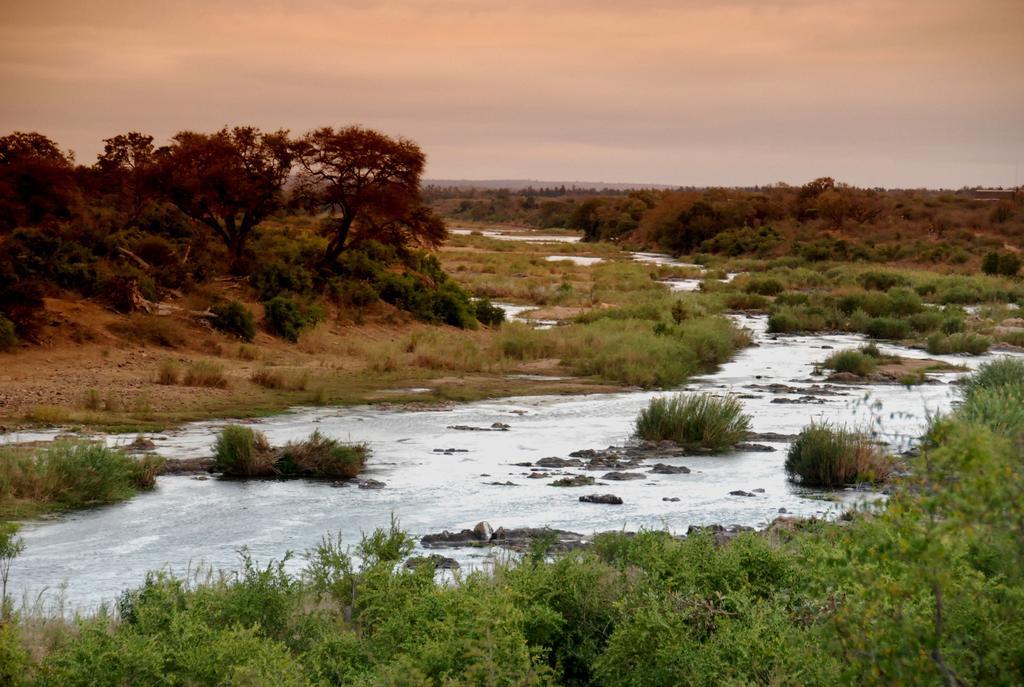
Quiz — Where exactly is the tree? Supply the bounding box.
[0,131,75,232]
[95,131,157,222]
[157,127,292,261]
[292,126,444,263]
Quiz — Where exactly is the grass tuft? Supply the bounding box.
[634,393,750,451]
[785,422,893,488]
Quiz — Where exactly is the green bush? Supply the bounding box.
[785,422,891,487]
[634,393,750,450]
[250,261,313,301]
[276,431,367,479]
[823,349,878,376]
[471,297,505,326]
[213,425,274,477]
[961,357,1024,399]
[743,277,784,296]
[864,317,911,340]
[926,332,991,355]
[0,442,163,516]
[263,296,323,343]
[210,301,255,342]
[859,270,909,291]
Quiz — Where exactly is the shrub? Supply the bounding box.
[926,332,991,355]
[961,357,1024,399]
[210,301,256,342]
[0,316,15,351]
[276,431,367,478]
[785,423,892,487]
[250,261,313,301]
[250,367,309,391]
[823,349,878,376]
[264,296,323,343]
[864,317,910,340]
[767,310,801,333]
[725,292,770,310]
[743,277,784,296]
[213,425,275,477]
[471,297,505,326]
[859,271,908,291]
[329,278,379,308]
[634,393,750,451]
[0,441,164,515]
[183,360,228,388]
[156,358,180,385]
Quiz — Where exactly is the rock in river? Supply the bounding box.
[648,463,691,474]
[602,471,646,481]
[550,475,596,487]
[405,554,460,570]
[579,494,623,505]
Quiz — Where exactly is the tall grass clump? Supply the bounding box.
[250,367,309,391]
[155,358,180,385]
[0,442,164,517]
[956,358,1024,437]
[634,393,750,451]
[276,431,367,478]
[785,422,892,487]
[213,425,274,477]
[182,360,228,388]
[823,349,878,376]
[961,357,1024,399]
[926,332,992,355]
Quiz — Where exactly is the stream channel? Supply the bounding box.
[5,246,1016,611]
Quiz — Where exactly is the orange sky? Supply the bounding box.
[1,0,1022,187]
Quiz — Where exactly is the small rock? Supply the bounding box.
[734,442,777,453]
[536,456,584,468]
[491,422,511,430]
[729,490,755,497]
[550,475,596,487]
[752,488,765,493]
[778,507,788,513]
[527,472,549,479]
[662,497,681,502]
[602,471,646,481]
[648,463,691,474]
[579,494,623,505]
[486,481,518,486]
[358,479,386,489]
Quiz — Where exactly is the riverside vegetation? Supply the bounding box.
[1,361,1023,684]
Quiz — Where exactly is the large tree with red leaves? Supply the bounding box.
[292,126,445,264]
[157,126,293,260]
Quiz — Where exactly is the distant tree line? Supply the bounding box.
[432,176,1023,265]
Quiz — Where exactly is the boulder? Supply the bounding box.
[579,494,623,505]
[472,521,493,541]
[550,475,596,487]
[535,456,584,468]
[602,471,646,481]
[648,463,691,474]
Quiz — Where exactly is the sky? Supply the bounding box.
[1,0,1022,188]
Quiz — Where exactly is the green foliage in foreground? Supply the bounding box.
[5,362,1024,685]
[0,442,163,520]
[634,393,750,450]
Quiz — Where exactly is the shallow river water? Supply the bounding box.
[10,312,1012,612]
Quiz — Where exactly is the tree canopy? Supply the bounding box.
[157,126,293,261]
[292,126,445,264]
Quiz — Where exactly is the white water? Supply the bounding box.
[8,313,1013,612]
